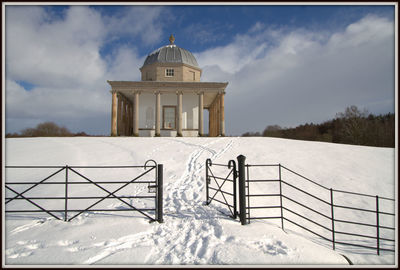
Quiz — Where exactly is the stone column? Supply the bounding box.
[127,102,131,136]
[123,99,127,136]
[155,92,161,136]
[220,93,225,136]
[111,91,117,136]
[133,92,139,136]
[216,98,219,136]
[198,92,204,136]
[130,103,133,135]
[211,97,217,137]
[117,94,122,136]
[126,102,130,135]
[209,108,212,137]
[216,95,220,136]
[177,92,183,136]
[208,105,214,137]
[210,102,216,137]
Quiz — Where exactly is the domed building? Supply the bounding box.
[107,35,228,137]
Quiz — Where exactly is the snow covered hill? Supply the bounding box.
[3,137,396,266]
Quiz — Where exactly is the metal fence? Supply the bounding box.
[205,155,395,255]
[5,160,163,223]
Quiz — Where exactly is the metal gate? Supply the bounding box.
[205,158,237,219]
[205,154,395,255]
[5,160,163,223]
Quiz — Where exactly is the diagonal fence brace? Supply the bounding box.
[67,166,156,222]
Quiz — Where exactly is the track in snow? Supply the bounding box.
[80,138,238,264]
[146,138,238,264]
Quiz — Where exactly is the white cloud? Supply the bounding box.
[328,15,393,49]
[6,6,107,88]
[197,15,394,135]
[182,21,232,45]
[5,5,168,134]
[104,6,168,46]
[6,79,108,118]
[105,46,144,81]
[195,33,268,74]
[249,22,265,33]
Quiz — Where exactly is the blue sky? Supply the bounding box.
[4,4,396,135]
[102,5,394,56]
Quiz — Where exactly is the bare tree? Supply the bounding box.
[262,125,282,137]
[335,105,368,145]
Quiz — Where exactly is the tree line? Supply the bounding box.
[6,122,88,138]
[242,106,395,148]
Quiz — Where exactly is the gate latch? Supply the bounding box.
[148,185,157,193]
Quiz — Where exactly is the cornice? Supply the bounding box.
[108,80,228,88]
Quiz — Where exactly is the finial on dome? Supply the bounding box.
[169,34,175,44]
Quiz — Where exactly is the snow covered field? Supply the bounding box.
[3,137,397,266]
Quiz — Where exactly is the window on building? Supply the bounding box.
[163,106,176,129]
[165,68,174,77]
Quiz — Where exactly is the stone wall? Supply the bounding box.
[140,63,201,82]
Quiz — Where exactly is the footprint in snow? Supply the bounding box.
[66,246,82,252]
[6,249,33,259]
[16,240,43,250]
[225,235,235,242]
[6,240,43,259]
[255,239,290,256]
[196,236,209,257]
[25,243,41,250]
[57,240,79,246]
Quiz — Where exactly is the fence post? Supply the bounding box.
[278,164,284,231]
[156,164,164,223]
[205,159,211,205]
[237,155,247,225]
[65,165,69,222]
[330,188,335,250]
[376,195,380,255]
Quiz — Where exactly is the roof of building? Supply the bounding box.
[142,35,200,69]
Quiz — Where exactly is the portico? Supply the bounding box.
[108,81,227,137]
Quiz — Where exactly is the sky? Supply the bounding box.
[3,3,396,136]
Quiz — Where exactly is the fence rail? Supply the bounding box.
[245,161,395,255]
[5,160,163,223]
[205,155,395,255]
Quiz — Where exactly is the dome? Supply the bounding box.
[142,35,199,69]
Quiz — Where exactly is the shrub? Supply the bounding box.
[19,122,72,137]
